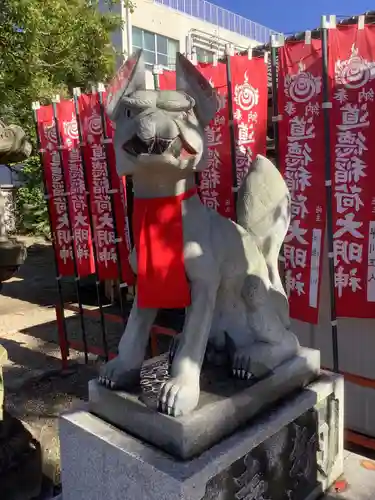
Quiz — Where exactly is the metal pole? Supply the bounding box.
[120,0,132,60]
[270,34,283,170]
[152,65,160,90]
[73,88,109,361]
[125,4,133,57]
[225,43,239,220]
[52,97,89,363]
[32,101,70,362]
[321,15,339,373]
[97,84,128,325]
[189,52,203,189]
[270,34,287,282]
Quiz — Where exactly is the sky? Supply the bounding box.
[213,0,374,34]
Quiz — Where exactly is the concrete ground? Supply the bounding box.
[324,451,375,499]
[1,237,116,497]
[2,237,375,500]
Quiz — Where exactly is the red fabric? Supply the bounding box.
[197,62,235,220]
[328,24,375,318]
[133,188,197,309]
[158,70,176,90]
[37,104,75,276]
[56,99,95,277]
[277,40,326,324]
[78,92,135,285]
[230,55,268,186]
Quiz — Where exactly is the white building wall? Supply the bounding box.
[99,0,275,86]
[124,0,260,55]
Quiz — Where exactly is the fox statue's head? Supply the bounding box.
[106,50,217,177]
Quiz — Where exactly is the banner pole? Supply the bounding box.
[32,101,70,361]
[97,84,128,325]
[270,34,284,169]
[73,88,109,361]
[189,52,202,190]
[270,34,287,283]
[321,15,339,373]
[52,96,89,363]
[225,43,238,221]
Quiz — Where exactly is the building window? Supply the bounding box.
[195,47,215,64]
[132,27,179,69]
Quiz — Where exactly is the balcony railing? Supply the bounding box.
[153,0,279,45]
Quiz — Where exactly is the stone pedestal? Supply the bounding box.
[59,372,344,500]
[89,349,320,459]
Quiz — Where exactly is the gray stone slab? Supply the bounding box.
[89,347,320,459]
[60,372,344,500]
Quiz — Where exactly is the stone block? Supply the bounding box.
[89,348,320,459]
[59,372,344,500]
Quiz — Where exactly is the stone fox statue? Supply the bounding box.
[99,50,299,417]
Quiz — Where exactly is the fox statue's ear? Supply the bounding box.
[176,52,217,127]
[105,49,146,121]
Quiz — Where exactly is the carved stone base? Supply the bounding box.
[59,372,344,500]
[89,348,320,459]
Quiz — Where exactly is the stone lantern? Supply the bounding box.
[0,120,31,290]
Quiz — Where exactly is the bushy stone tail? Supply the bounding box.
[236,154,291,328]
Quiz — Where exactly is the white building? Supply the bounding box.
[101,0,278,83]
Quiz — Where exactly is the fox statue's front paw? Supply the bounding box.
[98,357,141,390]
[158,374,200,417]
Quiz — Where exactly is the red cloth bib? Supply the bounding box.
[133,187,197,309]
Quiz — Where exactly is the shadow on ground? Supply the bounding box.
[1,242,106,309]
[5,362,99,491]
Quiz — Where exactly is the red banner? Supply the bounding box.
[328,24,375,318]
[158,70,176,90]
[37,105,75,276]
[78,92,134,285]
[278,40,326,324]
[55,100,95,277]
[104,95,134,284]
[231,55,268,187]
[197,62,235,219]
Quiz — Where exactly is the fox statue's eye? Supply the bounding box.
[125,108,132,119]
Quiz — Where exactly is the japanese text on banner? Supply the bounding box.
[197,62,235,219]
[328,24,375,317]
[37,105,74,276]
[78,92,134,284]
[56,100,95,277]
[278,40,326,324]
[231,55,268,187]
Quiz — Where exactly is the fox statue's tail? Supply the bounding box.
[236,154,291,329]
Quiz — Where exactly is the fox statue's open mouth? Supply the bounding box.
[123,135,197,160]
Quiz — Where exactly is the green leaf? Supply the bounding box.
[2,0,134,235]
